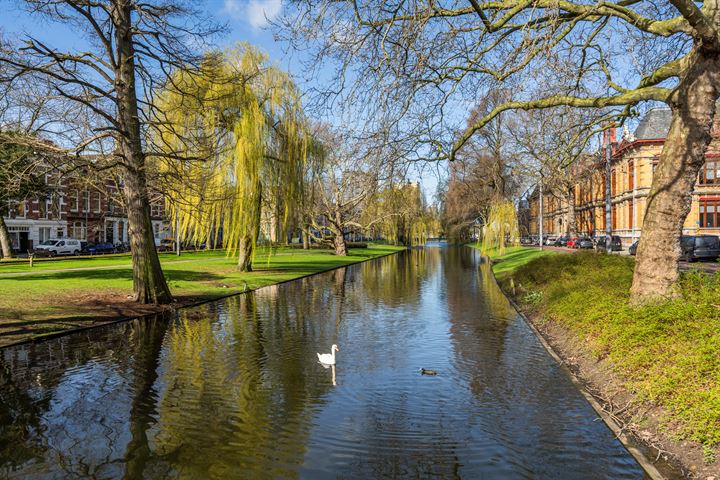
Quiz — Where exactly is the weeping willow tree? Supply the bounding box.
[479,200,519,256]
[362,180,438,247]
[153,44,310,271]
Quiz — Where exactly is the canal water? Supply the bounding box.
[0,247,647,479]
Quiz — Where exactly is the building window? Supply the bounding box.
[700,160,720,185]
[71,221,87,240]
[628,160,634,191]
[700,200,720,228]
[70,190,79,211]
[611,171,617,196]
[95,192,102,213]
[38,197,48,219]
[50,193,61,220]
[611,205,617,230]
[629,201,634,229]
[38,227,51,243]
[151,202,163,218]
[83,190,90,212]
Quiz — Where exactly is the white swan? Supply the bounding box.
[317,344,339,365]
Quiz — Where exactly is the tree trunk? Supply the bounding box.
[333,229,348,256]
[331,207,348,256]
[114,2,171,304]
[0,215,14,259]
[631,50,720,303]
[302,225,310,249]
[566,188,577,237]
[238,234,254,272]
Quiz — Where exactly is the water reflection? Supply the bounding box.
[0,248,647,479]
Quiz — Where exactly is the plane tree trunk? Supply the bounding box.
[566,187,577,237]
[631,49,720,303]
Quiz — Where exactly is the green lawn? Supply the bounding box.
[485,247,720,453]
[0,244,405,346]
[468,244,557,280]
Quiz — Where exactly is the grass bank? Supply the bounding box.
[479,245,719,475]
[0,244,404,347]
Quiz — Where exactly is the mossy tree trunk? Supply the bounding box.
[0,215,14,259]
[631,49,720,303]
[114,2,171,304]
[238,234,254,272]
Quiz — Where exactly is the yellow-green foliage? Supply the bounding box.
[480,200,519,255]
[504,251,720,447]
[154,44,310,258]
[364,181,437,245]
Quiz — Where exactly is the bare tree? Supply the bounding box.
[308,128,395,255]
[281,0,720,302]
[0,1,221,303]
[511,108,608,238]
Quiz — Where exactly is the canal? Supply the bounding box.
[0,246,647,479]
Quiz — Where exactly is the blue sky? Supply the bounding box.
[0,0,443,200]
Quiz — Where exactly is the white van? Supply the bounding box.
[34,239,82,257]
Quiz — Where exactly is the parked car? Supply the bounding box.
[87,242,116,255]
[680,235,720,262]
[520,236,532,245]
[554,236,569,247]
[544,236,557,246]
[595,235,623,252]
[157,238,175,252]
[33,239,82,257]
[577,237,595,249]
[629,240,638,256]
[566,236,581,248]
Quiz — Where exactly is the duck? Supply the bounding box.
[420,368,438,376]
[317,344,339,365]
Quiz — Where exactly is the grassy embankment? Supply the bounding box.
[476,244,720,460]
[0,244,404,346]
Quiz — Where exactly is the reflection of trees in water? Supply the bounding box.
[0,364,46,473]
[146,282,337,478]
[358,248,434,307]
[444,248,515,399]
[0,315,172,478]
[0,277,342,479]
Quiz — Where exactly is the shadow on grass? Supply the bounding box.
[5,268,222,283]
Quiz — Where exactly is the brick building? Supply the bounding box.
[4,172,170,254]
[528,108,720,246]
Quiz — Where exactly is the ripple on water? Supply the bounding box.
[0,248,648,479]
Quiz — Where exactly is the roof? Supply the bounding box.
[633,108,672,139]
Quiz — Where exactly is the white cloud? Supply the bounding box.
[223,0,282,29]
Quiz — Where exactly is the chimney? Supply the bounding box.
[602,126,618,154]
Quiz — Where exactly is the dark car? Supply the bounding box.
[595,235,623,251]
[554,236,569,247]
[87,242,116,255]
[629,240,638,256]
[577,237,594,249]
[680,235,720,262]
